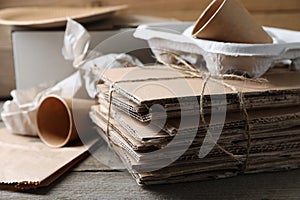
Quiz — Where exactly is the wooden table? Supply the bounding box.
[0,156,299,199]
[0,122,299,199]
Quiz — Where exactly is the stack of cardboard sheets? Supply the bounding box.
[90,65,300,185]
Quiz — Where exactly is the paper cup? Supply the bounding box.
[192,0,273,44]
[37,95,94,148]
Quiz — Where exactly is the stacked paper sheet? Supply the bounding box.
[90,65,300,185]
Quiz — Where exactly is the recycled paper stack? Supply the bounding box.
[90,65,300,185]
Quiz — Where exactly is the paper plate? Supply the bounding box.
[0,5,127,28]
[134,22,300,77]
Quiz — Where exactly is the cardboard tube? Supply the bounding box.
[192,0,273,44]
[37,95,94,148]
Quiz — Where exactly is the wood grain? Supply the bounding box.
[253,12,300,31]
[0,49,15,97]
[1,0,299,11]
[0,0,299,29]
[0,0,102,8]
[97,0,300,12]
[0,163,299,199]
[72,154,114,172]
[0,26,11,49]
[115,10,300,30]
[241,0,300,11]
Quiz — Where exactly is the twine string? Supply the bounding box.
[106,84,115,148]
[157,52,266,171]
[103,51,267,172]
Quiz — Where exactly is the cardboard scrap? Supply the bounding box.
[98,66,300,123]
[90,65,300,185]
[0,128,98,190]
[101,66,300,105]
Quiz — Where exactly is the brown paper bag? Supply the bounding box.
[0,128,98,189]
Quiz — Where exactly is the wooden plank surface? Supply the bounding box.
[0,26,11,49]
[98,0,300,12]
[0,0,102,8]
[2,0,299,12]
[0,49,15,97]
[241,0,300,11]
[0,0,299,29]
[253,12,300,31]
[0,122,299,199]
[0,156,299,199]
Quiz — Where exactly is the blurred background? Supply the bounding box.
[1,0,300,98]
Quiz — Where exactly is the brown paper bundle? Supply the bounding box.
[90,65,300,185]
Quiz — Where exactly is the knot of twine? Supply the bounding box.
[157,52,268,172]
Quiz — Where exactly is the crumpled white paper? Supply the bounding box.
[1,71,83,136]
[1,18,142,136]
[62,17,91,68]
[63,18,143,98]
[82,53,143,98]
